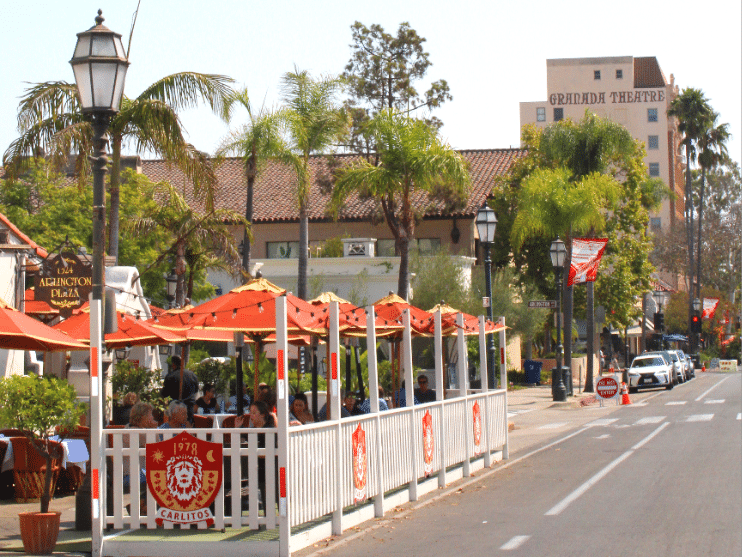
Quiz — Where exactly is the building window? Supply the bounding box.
[377,238,441,257]
[536,107,546,122]
[594,70,601,80]
[648,135,659,150]
[650,217,662,231]
[554,107,564,122]
[649,163,660,177]
[266,241,299,259]
[647,108,658,122]
[616,69,623,79]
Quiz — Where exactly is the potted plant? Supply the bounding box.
[0,374,85,555]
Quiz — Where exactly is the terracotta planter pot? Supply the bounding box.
[18,511,61,555]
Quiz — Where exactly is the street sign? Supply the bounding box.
[528,300,557,309]
[596,376,619,400]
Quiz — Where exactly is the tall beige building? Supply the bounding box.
[520,56,684,239]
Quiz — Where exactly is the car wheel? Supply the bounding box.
[629,387,638,394]
[666,381,674,390]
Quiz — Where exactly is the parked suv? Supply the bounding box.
[628,353,674,392]
[672,349,694,380]
[643,350,683,385]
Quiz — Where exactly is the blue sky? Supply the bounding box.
[2,0,739,168]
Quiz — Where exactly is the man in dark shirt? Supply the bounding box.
[414,374,436,403]
[161,356,199,422]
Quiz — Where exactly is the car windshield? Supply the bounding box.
[633,357,663,368]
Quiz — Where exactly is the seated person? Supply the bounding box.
[158,400,191,429]
[122,402,157,511]
[223,381,251,414]
[195,384,218,415]
[414,374,436,403]
[317,389,353,421]
[112,392,138,425]
[394,381,419,408]
[289,393,314,425]
[357,386,390,413]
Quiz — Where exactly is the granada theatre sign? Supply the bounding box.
[35,251,92,317]
[549,89,665,106]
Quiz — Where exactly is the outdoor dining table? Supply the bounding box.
[0,435,89,473]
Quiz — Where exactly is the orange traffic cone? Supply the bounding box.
[702,363,706,372]
[621,382,631,405]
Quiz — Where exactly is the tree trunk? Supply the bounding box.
[298,202,309,300]
[397,233,410,300]
[696,168,706,302]
[242,158,255,283]
[108,136,122,263]
[685,145,695,345]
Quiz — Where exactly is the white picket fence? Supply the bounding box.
[93,300,509,557]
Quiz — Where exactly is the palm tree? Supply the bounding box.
[3,72,234,263]
[125,182,246,309]
[216,88,286,281]
[668,88,714,336]
[281,68,348,300]
[695,112,730,300]
[333,109,470,298]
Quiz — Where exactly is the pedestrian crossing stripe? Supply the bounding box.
[737,413,741,421]
[704,399,725,404]
[666,401,687,405]
[635,416,665,425]
[586,418,618,427]
[686,414,714,422]
[538,422,568,430]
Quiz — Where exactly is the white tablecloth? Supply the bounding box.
[0,435,89,473]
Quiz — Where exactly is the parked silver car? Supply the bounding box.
[628,354,674,392]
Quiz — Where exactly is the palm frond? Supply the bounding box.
[137,72,234,121]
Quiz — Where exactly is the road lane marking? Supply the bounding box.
[695,376,731,402]
[704,399,725,404]
[500,535,530,550]
[595,434,610,439]
[545,423,670,516]
[538,422,568,429]
[666,401,687,405]
[586,418,618,427]
[737,413,741,420]
[686,414,714,422]
[634,416,666,425]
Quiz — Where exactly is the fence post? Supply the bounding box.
[365,306,385,518]
[89,298,104,557]
[457,313,471,477]
[434,310,447,488]
[276,297,291,557]
[402,309,418,501]
[499,317,509,460]
[329,302,343,535]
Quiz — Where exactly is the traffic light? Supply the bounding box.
[691,313,702,334]
[654,312,664,331]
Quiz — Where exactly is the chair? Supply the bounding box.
[55,426,91,496]
[192,415,214,428]
[0,429,24,437]
[220,414,249,429]
[9,437,64,503]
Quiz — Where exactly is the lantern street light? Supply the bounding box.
[550,237,568,402]
[475,205,497,389]
[165,271,178,309]
[653,289,668,349]
[70,9,129,535]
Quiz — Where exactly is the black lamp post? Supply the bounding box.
[653,289,667,349]
[70,10,129,533]
[475,205,497,389]
[550,238,568,402]
[165,271,177,309]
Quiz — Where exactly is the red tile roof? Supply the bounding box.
[140,149,525,223]
[0,211,48,258]
[633,57,666,89]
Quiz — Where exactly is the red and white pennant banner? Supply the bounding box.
[702,297,720,319]
[567,238,608,286]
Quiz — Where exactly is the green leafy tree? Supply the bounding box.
[217,88,287,280]
[0,375,84,513]
[280,68,349,300]
[342,21,452,154]
[333,109,470,298]
[3,73,234,262]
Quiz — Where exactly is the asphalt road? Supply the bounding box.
[306,372,741,557]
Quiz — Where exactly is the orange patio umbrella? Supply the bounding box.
[308,292,404,338]
[0,297,88,352]
[426,302,505,337]
[53,307,185,348]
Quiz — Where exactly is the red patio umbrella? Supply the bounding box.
[53,308,185,348]
[0,297,88,352]
[308,292,404,338]
[426,302,505,336]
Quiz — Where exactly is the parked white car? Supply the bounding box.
[642,350,682,386]
[628,354,674,392]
